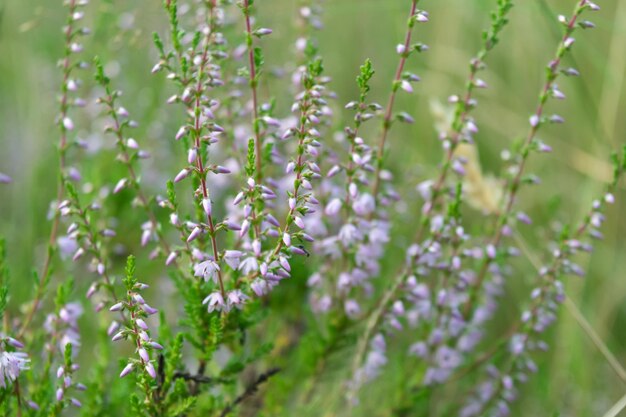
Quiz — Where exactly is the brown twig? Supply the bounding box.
[219,368,280,417]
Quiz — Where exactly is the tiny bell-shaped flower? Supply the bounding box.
[202,198,212,216]
[119,363,134,378]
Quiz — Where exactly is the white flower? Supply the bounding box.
[194,260,221,284]
[239,257,259,275]
[344,299,361,318]
[338,224,362,247]
[57,236,78,258]
[59,302,83,325]
[227,290,249,310]
[325,198,342,216]
[202,292,225,313]
[0,351,30,389]
[352,193,375,216]
[223,250,244,270]
[250,279,269,296]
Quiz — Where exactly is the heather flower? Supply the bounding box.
[227,289,249,310]
[203,291,225,313]
[0,0,619,415]
[113,257,162,380]
[194,259,221,283]
[223,250,244,270]
[0,338,30,389]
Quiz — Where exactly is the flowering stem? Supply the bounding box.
[460,153,623,413]
[67,191,128,324]
[463,0,588,318]
[514,229,626,383]
[371,0,419,200]
[349,232,442,399]
[96,69,177,266]
[192,29,226,298]
[415,0,512,239]
[242,0,264,182]
[270,102,309,260]
[18,0,79,340]
[350,1,513,389]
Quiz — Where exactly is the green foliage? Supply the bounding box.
[245,138,256,178]
[169,396,197,416]
[356,59,375,102]
[124,255,137,290]
[253,47,264,70]
[483,0,514,51]
[0,1,625,417]
[54,276,74,311]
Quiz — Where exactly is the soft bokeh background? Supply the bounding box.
[1,0,625,415]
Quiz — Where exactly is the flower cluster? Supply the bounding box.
[0,337,29,390]
[348,0,605,400]
[0,0,622,416]
[53,344,85,410]
[111,256,162,380]
[461,148,623,416]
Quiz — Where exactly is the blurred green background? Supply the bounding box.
[1,0,625,415]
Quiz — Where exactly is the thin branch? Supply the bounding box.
[18,0,79,339]
[371,0,419,200]
[219,368,280,417]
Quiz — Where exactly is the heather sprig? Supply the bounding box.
[371,0,428,200]
[110,256,163,414]
[159,0,233,299]
[51,344,84,414]
[239,0,270,181]
[348,0,514,398]
[62,182,124,311]
[311,59,382,317]
[1,0,623,415]
[18,0,91,340]
[460,146,625,417]
[259,53,329,280]
[463,0,600,319]
[418,0,514,223]
[94,57,177,267]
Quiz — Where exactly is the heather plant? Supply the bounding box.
[1,0,625,416]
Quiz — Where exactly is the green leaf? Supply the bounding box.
[253,47,264,69]
[169,397,197,416]
[356,58,375,96]
[124,255,137,289]
[245,138,256,178]
[153,32,165,55]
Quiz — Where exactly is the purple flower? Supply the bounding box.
[344,299,361,318]
[202,292,226,313]
[0,350,30,389]
[224,250,244,270]
[325,198,343,216]
[251,279,270,297]
[227,290,249,310]
[435,345,462,369]
[240,257,259,275]
[194,260,221,283]
[119,363,134,378]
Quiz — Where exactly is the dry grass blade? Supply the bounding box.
[602,391,626,417]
